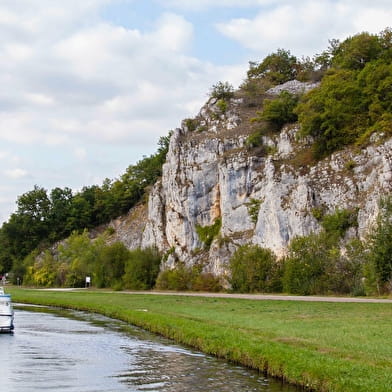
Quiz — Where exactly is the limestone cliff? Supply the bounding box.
[109,80,392,278]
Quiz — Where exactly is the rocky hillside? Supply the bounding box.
[106,79,392,278]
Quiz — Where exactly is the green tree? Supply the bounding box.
[255,90,299,130]
[283,232,336,295]
[332,32,383,70]
[123,247,161,290]
[247,49,299,84]
[58,230,101,287]
[48,187,73,241]
[367,197,392,293]
[94,242,129,288]
[229,244,277,293]
[209,81,234,100]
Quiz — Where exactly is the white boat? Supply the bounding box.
[0,288,14,332]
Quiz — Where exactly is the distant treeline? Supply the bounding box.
[0,133,171,273]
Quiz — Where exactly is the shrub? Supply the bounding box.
[366,197,392,293]
[122,247,161,290]
[256,91,299,129]
[216,98,228,114]
[229,244,277,293]
[209,81,234,100]
[283,232,335,295]
[183,118,198,132]
[155,263,222,292]
[321,208,357,238]
[246,198,262,224]
[311,206,325,221]
[247,49,299,84]
[196,218,222,249]
[246,130,263,149]
[94,241,129,288]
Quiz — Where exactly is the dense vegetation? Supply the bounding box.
[162,202,391,296]
[13,229,162,290]
[246,29,392,158]
[0,133,171,274]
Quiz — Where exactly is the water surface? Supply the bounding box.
[0,306,298,392]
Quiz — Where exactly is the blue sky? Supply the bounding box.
[0,0,391,224]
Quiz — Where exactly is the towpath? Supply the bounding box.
[120,291,392,303]
[37,287,392,303]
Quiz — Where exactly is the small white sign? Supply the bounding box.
[86,276,91,284]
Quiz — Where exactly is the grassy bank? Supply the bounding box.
[8,288,392,392]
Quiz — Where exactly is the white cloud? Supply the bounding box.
[4,168,28,179]
[0,8,234,150]
[216,1,392,57]
[159,0,281,10]
[74,147,87,160]
[0,1,245,223]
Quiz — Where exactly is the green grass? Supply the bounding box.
[8,288,392,392]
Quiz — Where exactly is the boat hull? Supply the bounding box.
[0,314,14,332]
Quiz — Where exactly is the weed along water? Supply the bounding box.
[1,306,298,392]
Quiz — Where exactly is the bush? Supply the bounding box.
[196,218,222,249]
[283,232,336,295]
[209,81,234,100]
[155,263,222,292]
[216,98,228,114]
[123,247,161,290]
[366,197,392,293]
[246,199,262,224]
[256,91,299,129]
[321,208,357,238]
[247,49,299,84]
[94,242,129,288]
[229,244,278,293]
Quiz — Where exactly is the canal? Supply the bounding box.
[0,306,298,392]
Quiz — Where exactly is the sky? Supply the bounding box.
[0,0,391,224]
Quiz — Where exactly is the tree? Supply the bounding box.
[283,232,336,295]
[367,197,392,293]
[94,242,129,288]
[229,244,277,293]
[209,81,234,100]
[332,32,383,70]
[48,187,73,240]
[256,90,299,130]
[123,247,161,290]
[247,49,299,84]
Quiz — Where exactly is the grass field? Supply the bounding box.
[8,288,392,392]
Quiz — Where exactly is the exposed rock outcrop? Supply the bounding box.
[108,81,392,279]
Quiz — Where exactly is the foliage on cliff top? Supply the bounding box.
[246,29,392,158]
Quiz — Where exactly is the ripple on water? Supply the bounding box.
[0,307,299,392]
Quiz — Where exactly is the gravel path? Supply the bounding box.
[120,291,392,303]
[36,287,392,303]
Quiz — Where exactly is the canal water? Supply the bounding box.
[0,306,298,392]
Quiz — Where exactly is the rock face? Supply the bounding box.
[112,81,392,279]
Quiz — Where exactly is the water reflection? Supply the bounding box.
[0,306,297,392]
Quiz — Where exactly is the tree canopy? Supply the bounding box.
[0,132,171,273]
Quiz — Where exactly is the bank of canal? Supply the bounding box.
[7,288,392,392]
[2,305,297,392]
